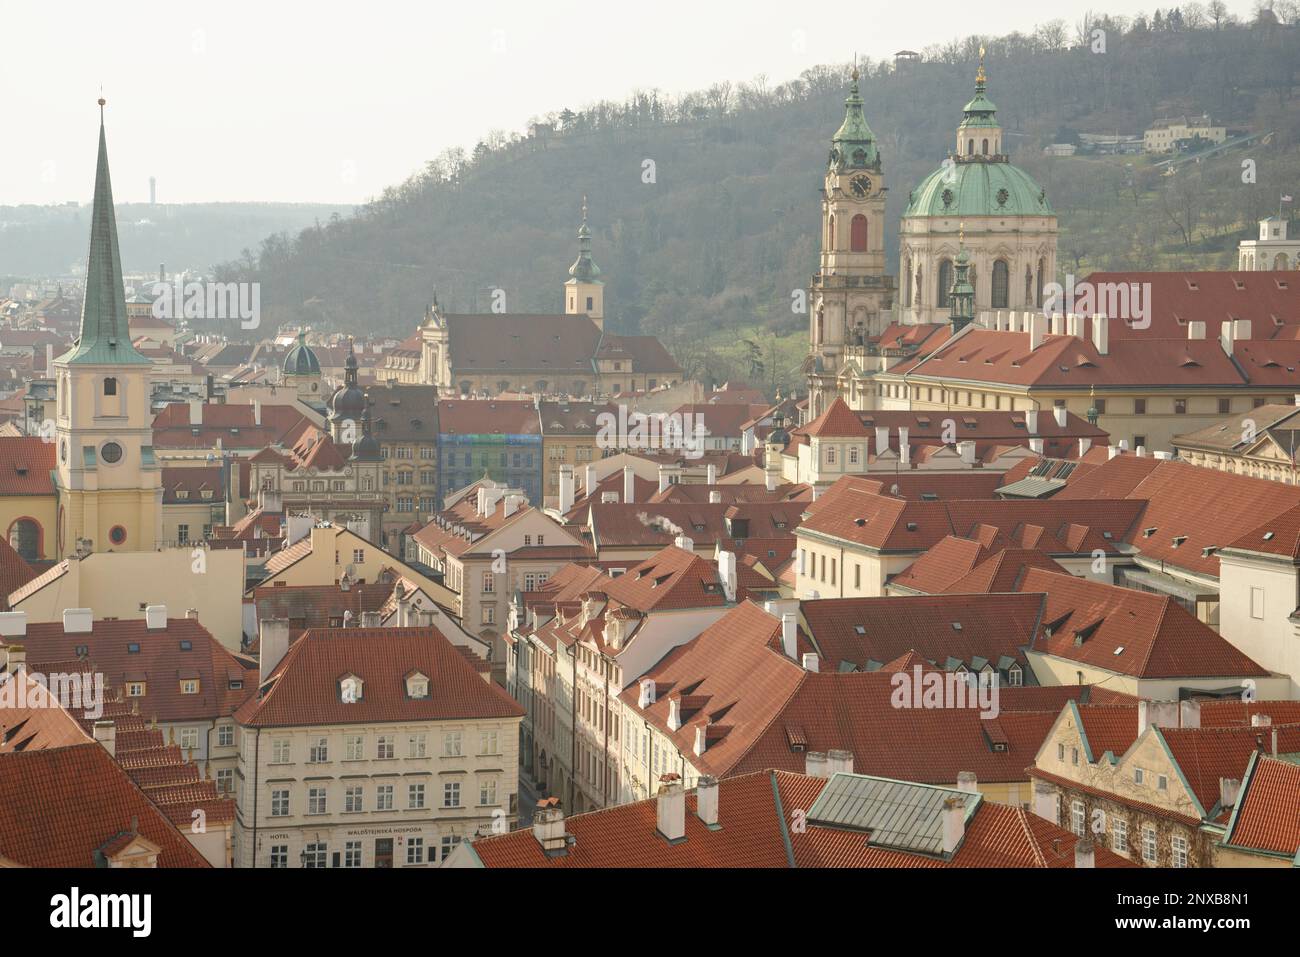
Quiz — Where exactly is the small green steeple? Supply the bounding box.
[949,227,976,332]
[959,47,999,130]
[829,65,879,171]
[567,196,603,284]
[62,98,150,366]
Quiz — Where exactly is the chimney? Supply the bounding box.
[826,749,854,775]
[709,490,721,503]
[0,611,27,639]
[1179,699,1202,728]
[1234,318,1252,342]
[1032,781,1058,823]
[1188,320,1206,340]
[1066,313,1082,338]
[417,609,435,627]
[765,470,777,492]
[941,796,966,854]
[62,608,93,634]
[1251,714,1273,728]
[189,397,203,426]
[1138,700,1180,736]
[1074,836,1096,869]
[638,677,656,708]
[584,464,597,497]
[958,440,976,465]
[1091,315,1109,355]
[898,427,910,466]
[623,466,635,504]
[532,799,567,854]
[503,493,524,518]
[802,652,820,672]
[253,399,262,427]
[1107,445,1120,460]
[93,719,116,757]
[186,608,200,620]
[693,724,708,756]
[4,643,25,674]
[716,550,737,601]
[259,618,291,684]
[667,696,682,731]
[657,464,671,494]
[875,426,889,456]
[1135,445,1147,457]
[360,610,382,628]
[1053,406,1068,428]
[1219,777,1241,809]
[656,775,686,842]
[805,751,830,778]
[144,604,167,630]
[1029,437,1045,455]
[957,771,978,793]
[1029,313,1046,351]
[1026,409,1039,434]
[696,776,720,827]
[781,613,797,660]
[1079,437,1092,457]
[1220,320,1235,356]
[707,463,717,485]
[674,534,695,552]
[1050,313,1064,336]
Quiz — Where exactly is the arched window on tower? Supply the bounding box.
[850,215,868,252]
[937,259,954,309]
[1276,253,1290,271]
[991,260,1010,309]
[1025,265,1034,307]
[827,214,835,250]
[902,257,912,307]
[1037,257,1047,307]
[914,267,923,307]
[981,138,989,155]
[967,139,974,155]
[103,377,117,396]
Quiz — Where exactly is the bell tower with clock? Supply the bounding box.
[807,67,895,419]
[52,99,162,557]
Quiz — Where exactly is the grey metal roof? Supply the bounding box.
[996,476,1067,499]
[807,773,981,855]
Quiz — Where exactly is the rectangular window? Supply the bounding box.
[345,785,364,813]
[303,842,328,868]
[440,835,462,862]
[1070,799,1086,837]
[309,737,329,763]
[179,727,200,750]
[376,735,394,759]
[482,572,495,593]
[443,731,462,756]
[1174,398,1187,415]
[480,730,499,755]
[345,734,364,761]
[443,781,461,808]
[177,524,189,544]
[343,841,362,868]
[407,733,427,758]
[1134,398,1146,415]
[1171,835,1188,868]
[271,788,290,817]
[1218,397,1231,414]
[479,778,498,806]
[1113,818,1128,854]
[269,845,288,868]
[408,782,426,809]
[406,838,424,865]
[216,768,234,793]
[1143,826,1157,864]
[217,724,234,747]
[376,784,393,811]
[272,738,291,764]
[1251,586,1266,620]
[352,549,365,564]
[308,786,327,815]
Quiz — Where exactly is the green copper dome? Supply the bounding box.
[828,70,879,171]
[904,160,1054,219]
[283,331,320,376]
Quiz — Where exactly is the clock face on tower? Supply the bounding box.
[850,174,872,198]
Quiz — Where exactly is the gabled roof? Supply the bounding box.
[0,743,209,867]
[803,397,870,438]
[1222,754,1300,859]
[0,436,56,495]
[1020,568,1269,679]
[0,537,38,610]
[601,546,736,611]
[236,626,524,728]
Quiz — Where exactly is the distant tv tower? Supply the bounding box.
[149,176,156,205]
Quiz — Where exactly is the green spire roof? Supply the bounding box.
[828,68,879,171]
[62,101,150,366]
[283,330,321,375]
[959,54,999,129]
[567,196,602,284]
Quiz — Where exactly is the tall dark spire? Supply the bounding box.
[948,224,975,332]
[567,196,602,283]
[64,98,149,366]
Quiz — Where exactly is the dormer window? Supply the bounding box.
[180,679,199,694]
[406,671,430,699]
[340,674,364,703]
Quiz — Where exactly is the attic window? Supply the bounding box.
[854,625,866,635]
[406,672,430,699]
[951,622,962,631]
[1142,527,1157,538]
[229,679,243,690]
[1171,535,1187,547]
[920,493,939,502]
[340,675,364,703]
[906,522,918,531]
[854,518,867,527]
[1112,646,1125,656]
[179,640,192,651]
[127,642,141,654]
[1263,531,1276,541]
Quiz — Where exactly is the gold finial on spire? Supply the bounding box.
[581,194,588,221]
[976,46,986,86]
[852,53,859,83]
[959,221,965,245]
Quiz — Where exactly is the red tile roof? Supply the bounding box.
[0,436,55,495]
[1020,568,1268,679]
[466,769,1133,868]
[1223,755,1300,858]
[151,402,314,450]
[437,398,540,436]
[0,537,38,610]
[1082,270,1300,340]
[0,743,210,867]
[1159,724,1300,819]
[236,626,524,728]
[252,582,395,640]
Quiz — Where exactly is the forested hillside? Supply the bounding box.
[217,8,1300,392]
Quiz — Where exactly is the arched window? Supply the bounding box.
[981,138,989,155]
[7,518,41,561]
[827,214,835,249]
[937,259,954,308]
[1025,266,1034,306]
[103,377,117,396]
[1276,253,1290,271]
[902,257,912,306]
[991,259,1010,309]
[850,214,868,252]
[914,267,923,307]
[967,139,974,155]
[1037,257,1047,306]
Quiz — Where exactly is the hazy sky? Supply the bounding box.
[2,0,1244,206]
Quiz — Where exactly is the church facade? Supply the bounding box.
[806,58,1057,418]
